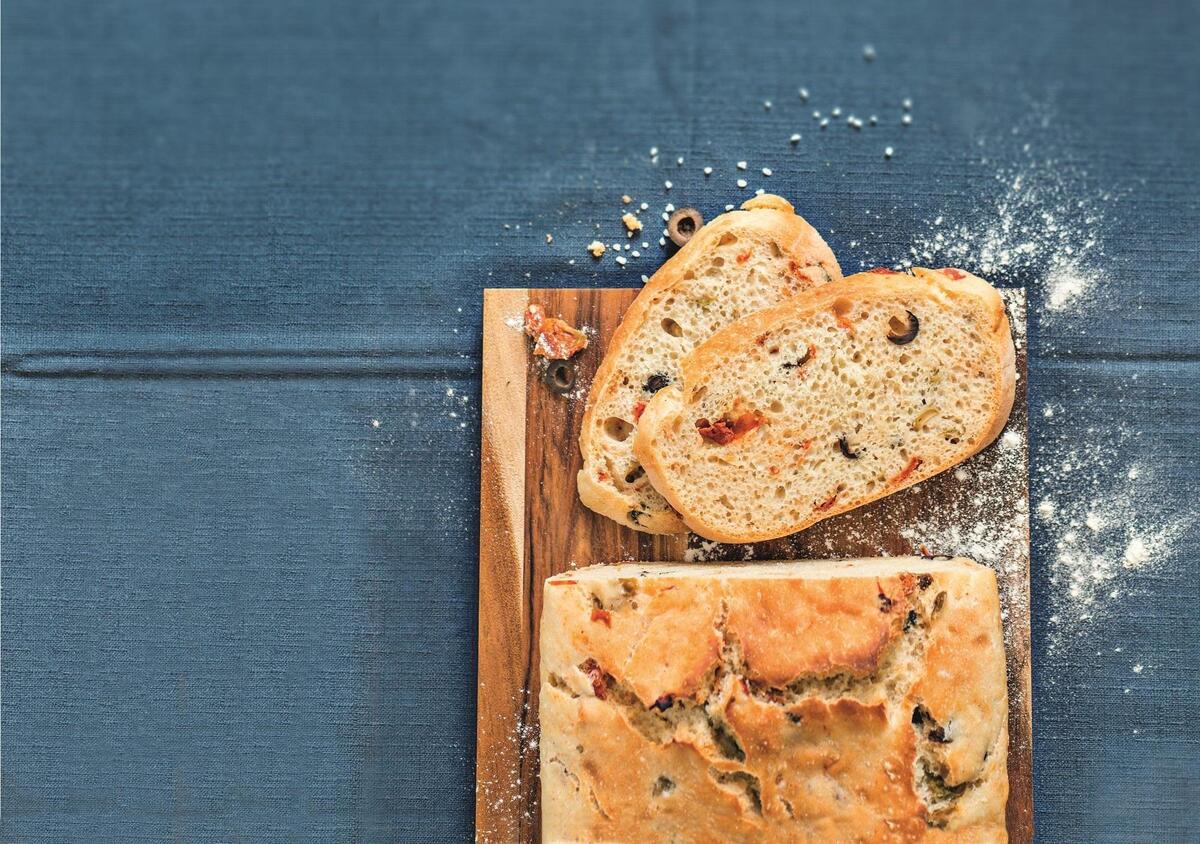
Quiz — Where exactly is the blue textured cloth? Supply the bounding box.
[3,0,1198,841]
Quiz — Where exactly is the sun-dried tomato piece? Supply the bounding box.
[632,401,646,421]
[590,607,612,627]
[736,251,751,264]
[867,266,898,274]
[523,304,588,359]
[891,456,923,486]
[696,411,761,445]
[581,658,607,700]
[940,268,967,280]
[814,492,839,512]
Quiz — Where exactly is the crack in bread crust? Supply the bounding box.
[539,560,1010,842]
[573,586,989,826]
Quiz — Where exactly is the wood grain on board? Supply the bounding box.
[476,287,1033,843]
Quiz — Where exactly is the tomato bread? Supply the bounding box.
[577,194,842,534]
[632,268,1016,543]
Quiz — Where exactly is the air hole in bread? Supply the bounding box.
[661,318,684,338]
[690,385,707,404]
[831,297,853,318]
[603,417,634,442]
[719,233,738,246]
[711,256,725,268]
[769,400,784,413]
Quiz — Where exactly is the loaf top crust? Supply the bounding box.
[576,194,842,535]
[539,558,1009,843]
[632,268,1017,543]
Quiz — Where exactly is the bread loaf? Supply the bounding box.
[539,558,1010,842]
[632,268,1016,543]
[576,194,842,534]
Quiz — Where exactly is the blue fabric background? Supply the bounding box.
[3,0,1197,841]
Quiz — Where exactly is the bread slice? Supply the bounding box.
[633,268,1016,543]
[540,558,1009,842]
[577,194,842,534]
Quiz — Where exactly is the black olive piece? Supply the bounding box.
[786,712,803,725]
[781,347,812,370]
[878,592,893,612]
[543,359,575,394]
[838,436,861,459]
[917,574,934,590]
[625,465,646,484]
[904,610,919,631]
[643,372,671,394]
[667,207,704,247]
[912,706,926,726]
[628,509,645,525]
[887,310,920,345]
[652,695,673,712]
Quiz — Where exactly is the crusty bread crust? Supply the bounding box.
[540,558,1009,842]
[633,268,1017,543]
[577,194,842,534]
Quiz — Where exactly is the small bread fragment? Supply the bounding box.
[633,268,1016,543]
[539,558,1009,842]
[576,194,842,534]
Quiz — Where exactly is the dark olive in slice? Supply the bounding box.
[887,310,920,345]
[781,345,813,371]
[838,436,861,459]
[543,359,575,394]
[643,372,671,394]
[667,207,704,247]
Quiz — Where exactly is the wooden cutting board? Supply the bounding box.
[475,287,1033,843]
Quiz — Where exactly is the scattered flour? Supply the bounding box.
[1044,258,1097,313]
[866,151,1116,330]
[1037,453,1195,649]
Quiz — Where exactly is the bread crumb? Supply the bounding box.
[587,240,606,258]
[621,194,632,204]
[621,213,643,234]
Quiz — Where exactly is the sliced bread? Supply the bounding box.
[577,194,842,534]
[633,268,1016,543]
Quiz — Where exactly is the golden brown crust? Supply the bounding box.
[576,195,842,534]
[632,268,1017,543]
[540,558,1008,842]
